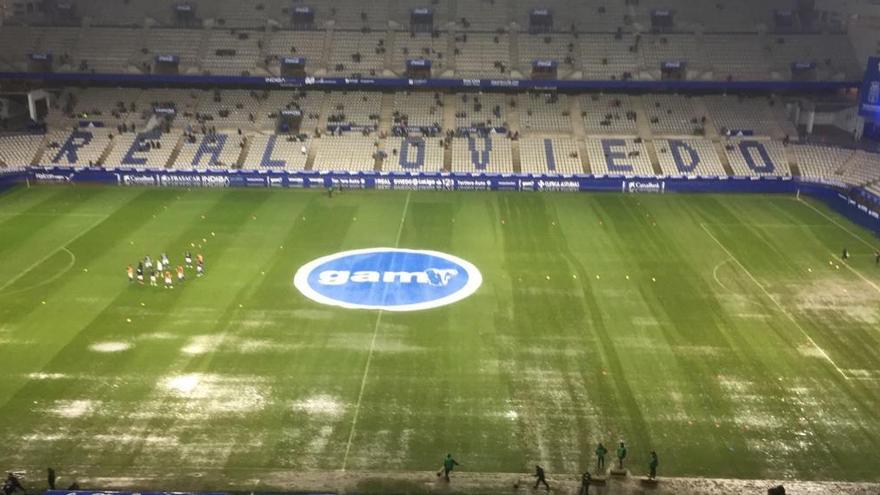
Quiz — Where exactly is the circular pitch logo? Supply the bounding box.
[293,248,482,311]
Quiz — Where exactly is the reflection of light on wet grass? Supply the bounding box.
[162,374,201,395]
[89,341,132,353]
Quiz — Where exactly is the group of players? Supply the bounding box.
[126,251,204,289]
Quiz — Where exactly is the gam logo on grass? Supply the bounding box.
[294,248,482,311]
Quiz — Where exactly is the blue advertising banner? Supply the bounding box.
[0,71,859,93]
[8,168,879,235]
[859,57,880,121]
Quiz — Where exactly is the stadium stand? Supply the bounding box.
[585,137,654,177]
[519,137,583,175]
[517,34,579,78]
[384,137,446,173]
[265,30,328,76]
[391,31,450,76]
[325,91,382,130]
[243,134,310,171]
[328,30,388,77]
[312,135,379,172]
[582,94,639,135]
[392,92,445,131]
[455,93,511,130]
[520,93,572,133]
[175,132,244,169]
[451,136,514,174]
[454,33,511,78]
[790,144,856,185]
[201,30,261,76]
[655,138,726,177]
[0,134,44,169]
[723,138,790,177]
[143,29,205,75]
[103,130,180,169]
[43,129,114,168]
[642,95,708,136]
[703,95,797,138]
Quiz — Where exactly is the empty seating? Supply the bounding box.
[724,138,790,177]
[582,94,639,135]
[519,137,583,176]
[655,138,725,177]
[242,134,310,170]
[103,131,180,169]
[384,137,445,173]
[325,91,382,129]
[175,133,244,169]
[312,135,378,171]
[265,30,327,75]
[454,33,511,78]
[0,135,45,168]
[43,129,113,168]
[143,29,204,74]
[328,31,388,77]
[455,93,510,130]
[392,92,444,130]
[642,95,707,136]
[391,32,449,76]
[520,93,571,133]
[201,30,260,76]
[585,137,654,177]
[451,136,514,174]
[705,95,796,138]
[790,144,854,185]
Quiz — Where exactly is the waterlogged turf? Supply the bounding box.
[1,185,880,487]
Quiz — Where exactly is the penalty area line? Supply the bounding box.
[0,215,106,293]
[699,223,850,381]
[341,191,411,471]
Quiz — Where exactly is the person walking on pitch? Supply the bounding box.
[438,453,459,481]
[649,451,658,480]
[533,465,549,490]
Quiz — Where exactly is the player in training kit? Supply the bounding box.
[136,262,145,285]
[161,252,170,267]
[149,270,158,287]
[164,271,173,289]
[127,265,134,283]
[595,443,607,471]
[177,265,185,283]
[196,259,204,277]
[842,247,849,260]
[144,255,153,270]
[185,251,193,268]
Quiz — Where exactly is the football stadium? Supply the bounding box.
[1,1,880,494]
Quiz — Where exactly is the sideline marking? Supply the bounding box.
[341,191,411,471]
[794,198,880,295]
[796,197,876,250]
[0,215,106,293]
[700,223,850,381]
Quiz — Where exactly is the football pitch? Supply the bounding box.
[1,185,880,489]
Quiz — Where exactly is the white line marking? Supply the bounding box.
[794,197,880,295]
[838,258,880,295]
[0,215,106,292]
[0,247,76,295]
[796,197,877,250]
[341,191,411,471]
[711,257,734,293]
[700,223,850,381]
